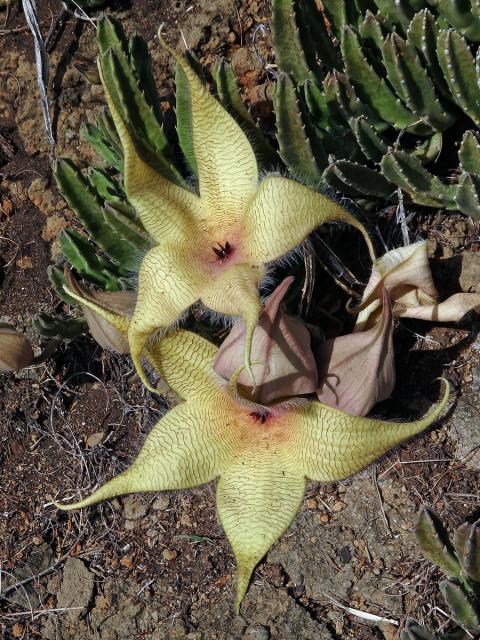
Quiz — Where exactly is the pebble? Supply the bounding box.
[86,431,104,448]
[123,495,148,520]
[180,513,192,526]
[162,548,177,561]
[242,625,270,640]
[152,495,170,511]
[170,619,187,638]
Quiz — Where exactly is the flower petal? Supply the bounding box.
[217,455,305,611]
[201,264,263,387]
[243,176,375,264]
[292,380,449,482]
[159,32,258,229]
[0,324,34,371]
[147,330,223,403]
[65,278,221,401]
[396,292,480,322]
[56,400,233,511]
[316,290,395,416]
[66,271,135,354]
[98,52,202,244]
[129,243,205,392]
[214,277,318,403]
[355,241,438,329]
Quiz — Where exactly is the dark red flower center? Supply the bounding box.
[250,411,271,424]
[212,241,232,261]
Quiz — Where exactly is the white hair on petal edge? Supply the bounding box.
[195,303,235,330]
[277,396,310,411]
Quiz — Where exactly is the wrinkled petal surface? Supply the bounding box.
[129,243,205,390]
[201,264,263,385]
[214,277,317,403]
[161,35,259,231]
[55,326,450,609]
[316,291,395,416]
[292,380,449,482]
[243,176,375,264]
[99,54,202,244]
[56,401,233,509]
[217,454,305,610]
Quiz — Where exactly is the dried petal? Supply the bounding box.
[214,277,317,404]
[66,271,135,354]
[356,241,438,330]
[0,324,34,371]
[316,291,395,416]
[356,241,480,329]
[397,292,480,322]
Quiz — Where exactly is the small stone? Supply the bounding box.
[32,535,43,545]
[12,623,24,638]
[320,513,331,524]
[57,558,94,614]
[162,548,177,561]
[120,553,134,568]
[27,178,65,216]
[152,495,170,511]
[123,495,148,520]
[242,625,270,640]
[41,214,68,241]
[231,47,262,79]
[180,513,192,526]
[333,500,346,512]
[170,619,187,638]
[305,498,317,510]
[86,431,104,448]
[16,256,32,269]
[1,196,13,216]
[460,251,480,292]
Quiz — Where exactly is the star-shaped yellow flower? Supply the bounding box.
[56,288,449,610]
[96,31,374,390]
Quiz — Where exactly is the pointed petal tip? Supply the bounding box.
[132,348,159,395]
[128,324,160,394]
[54,501,75,511]
[157,26,182,61]
[235,559,256,613]
[420,377,450,430]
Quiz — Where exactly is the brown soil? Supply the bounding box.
[0,2,479,640]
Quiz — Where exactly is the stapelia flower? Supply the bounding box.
[213,276,318,404]
[316,290,395,416]
[95,31,374,390]
[56,289,449,610]
[0,323,35,372]
[354,240,480,331]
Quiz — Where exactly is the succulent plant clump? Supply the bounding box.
[271,0,480,218]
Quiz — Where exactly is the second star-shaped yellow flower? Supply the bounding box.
[97,30,374,390]
[57,286,449,610]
